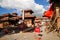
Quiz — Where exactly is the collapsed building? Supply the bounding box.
[43,0,60,33]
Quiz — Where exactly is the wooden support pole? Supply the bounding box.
[56,7,60,29]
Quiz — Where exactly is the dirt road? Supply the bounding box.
[0,31,60,40]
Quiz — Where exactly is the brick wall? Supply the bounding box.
[0,23,3,28]
[57,18,60,28]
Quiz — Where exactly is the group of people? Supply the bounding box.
[34,20,48,35]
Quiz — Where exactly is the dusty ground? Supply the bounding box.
[0,32,39,40]
[0,31,60,40]
[0,28,60,40]
[41,31,60,40]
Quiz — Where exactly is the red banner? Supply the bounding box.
[44,3,53,18]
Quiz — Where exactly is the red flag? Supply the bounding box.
[44,3,53,18]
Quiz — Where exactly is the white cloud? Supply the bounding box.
[46,0,49,2]
[0,0,45,16]
[0,0,2,2]
[34,4,45,16]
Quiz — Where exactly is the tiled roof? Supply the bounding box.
[0,16,4,19]
[19,15,35,19]
[22,9,34,13]
[3,14,11,17]
[0,17,9,21]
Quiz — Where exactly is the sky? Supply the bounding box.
[0,0,49,16]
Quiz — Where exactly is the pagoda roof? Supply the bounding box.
[12,12,18,15]
[0,13,35,21]
[0,17,9,21]
[19,15,35,19]
[22,9,34,13]
[0,16,4,19]
[9,16,19,20]
[3,13,12,17]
